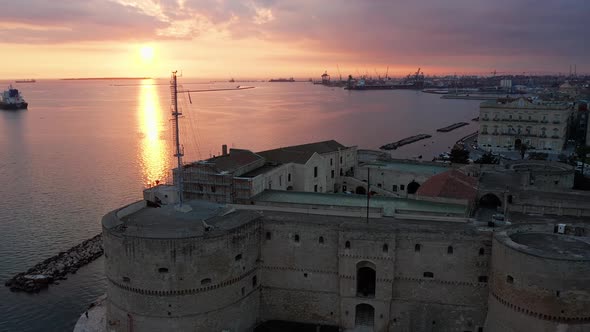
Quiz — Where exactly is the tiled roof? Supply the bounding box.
[416,169,478,202]
[258,140,346,164]
[190,149,263,173]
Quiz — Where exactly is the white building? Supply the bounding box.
[478,97,573,153]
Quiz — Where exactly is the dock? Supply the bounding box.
[380,134,432,150]
[437,122,469,132]
[5,234,103,293]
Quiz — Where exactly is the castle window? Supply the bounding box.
[415,244,421,252]
[478,328,483,332]
[340,156,343,163]
[201,278,212,285]
[314,185,318,192]
[508,195,513,203]
[234,253,242,261]
[506,275,514,284]
[382,244,388,253]
[319,236,325,244]
[479,248,485,256]
[158,267,169,273]
[241,287,245,296]
[294,234,300,243]
[478,276,488,283]
[556,291,560,297]
[314,166,318,178]
[266,232,271,240]
[340,168,343,176]
[288,173,291,181]
[392,185,398,192]
[423,272,434,278]
[400,185,405,191]
[211,185,216,193]
[304,273,308,278]
[447,246,454,254]
[252,276,257,287]
[356,261,376,298]
[345,241,351,249]
[122,276,130,282]
[330,158,333,166]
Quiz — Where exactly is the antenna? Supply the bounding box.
[171,71,185,207]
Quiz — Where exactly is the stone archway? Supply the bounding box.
[356,261,376,298]
[479,193,502,208]
[355,303,375,329]
[355,186,366,195]
[407,181,421,194]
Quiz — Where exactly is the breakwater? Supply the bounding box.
[380,134,432,150]
[437,122,469,132]
[5,234,103,293]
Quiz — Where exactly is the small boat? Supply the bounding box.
[1,85,28,110]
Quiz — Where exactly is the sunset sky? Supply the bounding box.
[0,0,588,79]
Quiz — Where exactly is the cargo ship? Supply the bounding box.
[269,77,295,82]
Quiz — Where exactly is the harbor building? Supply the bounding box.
[478,97,574,153]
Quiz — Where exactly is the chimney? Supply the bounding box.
[222,144,228,156]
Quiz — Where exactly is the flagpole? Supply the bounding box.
[366,167,370,223]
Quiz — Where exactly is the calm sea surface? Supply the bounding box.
[0,79,480,331]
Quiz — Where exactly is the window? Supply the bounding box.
[294,234,300,242]
[234,254,242,261]
[314,185,318,192]
[478,276,488,283]
[122,276,130,282]
[319,236,325,244]
[314,166,318,177]
[382,244,388,252]
[447,246,453,254]
[506,275,514,284]
[201,278,212,285]
[211,185,216,193]
[279,175,282,186]
[252,276,257,287]
[340,156,343,163]
[400,185,405,191]
[288,173,291,181]
[415,244,421,252]
[266,232,271,240]
[330,158,333,166]
[241,287,245,295]
[357,262,376,298]
[331,170,334,178]
[392,185,398,192]
[479,248,485,256]
[345,241,351,249]
[158,267,169,273]
[423,272,434,278]
[340,168,343,176]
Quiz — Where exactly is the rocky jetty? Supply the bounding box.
[5,234,103,293]
[380,134,432,150]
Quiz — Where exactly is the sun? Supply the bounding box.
[139,45,155,62]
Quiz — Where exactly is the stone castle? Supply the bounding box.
[76,143,590,332]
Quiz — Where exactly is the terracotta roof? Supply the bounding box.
[416,169,478,202]
[187,149,263,173]
[258,140,346,164]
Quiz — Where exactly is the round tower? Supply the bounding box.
[102,200,262,332]
[485,223,590,331]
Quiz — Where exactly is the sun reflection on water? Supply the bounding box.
[138,80,170,187]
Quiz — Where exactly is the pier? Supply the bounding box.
[437,122,469,132]
[380,134,432,150]
[5,234,103,293]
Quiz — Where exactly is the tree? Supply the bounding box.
[449,147,470,164]
[475,152,499,164]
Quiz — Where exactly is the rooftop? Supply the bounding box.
[417,169,478,201]
[365,160,449,175]
[185,149,263,173]
[103,200,260,239]
[481,97,572,110]
[253,190,468,217]
[510,233,590,260]
[258,140,349,164]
